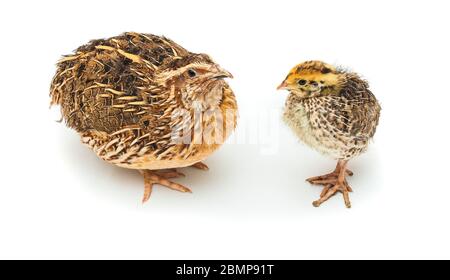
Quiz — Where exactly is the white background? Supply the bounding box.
[1,0,449,260]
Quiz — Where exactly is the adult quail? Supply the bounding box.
[50,32,238,202]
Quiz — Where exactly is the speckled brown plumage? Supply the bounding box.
[278,61,381,208]
[50,32,238,202]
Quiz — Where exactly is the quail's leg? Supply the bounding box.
[140,170,191,203]
[191,162,210,171]
[308,160,353,208]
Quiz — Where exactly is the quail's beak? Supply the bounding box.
[213,67,234,80]
[277,80,289,90]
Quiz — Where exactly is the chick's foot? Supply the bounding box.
[308,160,353,208]
[140,170,192,203]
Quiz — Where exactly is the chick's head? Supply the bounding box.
[277,61,343,98]
[156,53,233,110]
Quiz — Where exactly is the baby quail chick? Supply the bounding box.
[50,32,238,203]
[278,61,380,208]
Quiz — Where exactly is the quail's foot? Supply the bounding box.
[307,160,353,208]
[140,170,191,203]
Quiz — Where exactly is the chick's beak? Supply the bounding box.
[277,80,289,90]
[213,67,234,79]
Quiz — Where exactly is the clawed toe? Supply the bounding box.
[313,183,352,209]
[307,169,353,185]
[191,162,209,171]
[156,169,186,179]
[141,170,192,203]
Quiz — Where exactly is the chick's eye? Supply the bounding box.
[187,69,197,78]
[298,79,307,86]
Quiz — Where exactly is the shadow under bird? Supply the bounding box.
[278,61,381,208]
[50,32,238,203]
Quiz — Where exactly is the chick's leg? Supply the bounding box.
[140,170,191,203]
[308,160,353,208]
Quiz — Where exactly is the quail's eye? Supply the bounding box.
[298,79,307,86]
[187,69,197,78]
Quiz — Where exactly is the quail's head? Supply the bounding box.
[156,53,233,110]
[277,61,344,98]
